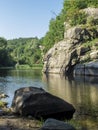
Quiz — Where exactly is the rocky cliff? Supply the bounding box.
[43,8,98,75]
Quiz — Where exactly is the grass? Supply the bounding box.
[83,38,98,48]
[66,119,81,130]
[32,64,43,67]
[15,64,43,69]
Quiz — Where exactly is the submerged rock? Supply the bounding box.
[40,118,76,130]
[11,87,75,119]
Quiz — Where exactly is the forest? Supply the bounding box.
[0,0,98,68]
[0,37,42,68]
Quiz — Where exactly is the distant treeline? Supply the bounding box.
[7,37,42,66]
[0,37,42,67]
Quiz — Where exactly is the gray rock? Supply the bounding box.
[43,24,98,74]
[90,51,98,59]
[40,118,76,130]
[83,7,98,19]
[42,39,79,74]
[11,87,75,119]
[64,27,82,40]
[42,8,98,75]
[74,61,98,76]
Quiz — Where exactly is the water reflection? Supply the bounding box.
[42,74,76,104]
[0,69,43,105]
[42,73,98,129]
[42,73,98,118]
[0,70,98,113]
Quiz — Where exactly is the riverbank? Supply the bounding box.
[0,114,98,130]
[0,64,43,70]
[0,116,41,130]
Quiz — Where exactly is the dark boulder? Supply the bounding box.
[11,87,75,119]
[40,118,76,130]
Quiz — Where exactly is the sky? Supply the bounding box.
[0,0,63,40]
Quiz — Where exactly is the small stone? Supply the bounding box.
[40,118,76,130]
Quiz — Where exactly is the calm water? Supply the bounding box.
[0,69,98,129]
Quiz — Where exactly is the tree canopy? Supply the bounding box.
[41,0,98,52]
[0,37,13,67]
[7,37,42,67]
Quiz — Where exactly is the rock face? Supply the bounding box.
[40,118,76,130]
[43,26,98,74]
[74,61,98,76]
[42,8,98,75]
[83,7,98,19]
[11,87,75,119]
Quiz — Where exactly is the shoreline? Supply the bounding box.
[0,115,41,130]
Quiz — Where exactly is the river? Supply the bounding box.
[0,69,98,129]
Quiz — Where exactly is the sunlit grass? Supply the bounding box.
[83,38,98,48]
[15,64,43,69]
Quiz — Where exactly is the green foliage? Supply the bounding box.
[87,17,98,26]
[42,0,98,52]
[7,37,42,67]
[0,37,14,67]
[66,9,87,26]
[15,64,31,69]
[86,0,98,8]
[0,37,7,49]
[63,0,98,26]
[15,64,43,69]
[83,38,98,48]
[63,0,98,11]
[42,14,64,53]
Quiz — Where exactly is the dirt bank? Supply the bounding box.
[0,116,41,130]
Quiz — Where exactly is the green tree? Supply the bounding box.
[0,37,7,49]
[0,37,14,67]
[42,0,98,53]
[7,37,42,66]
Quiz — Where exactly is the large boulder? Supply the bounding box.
[11,87,75,119]
[40,118,76,130]
[74,61,98,76]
